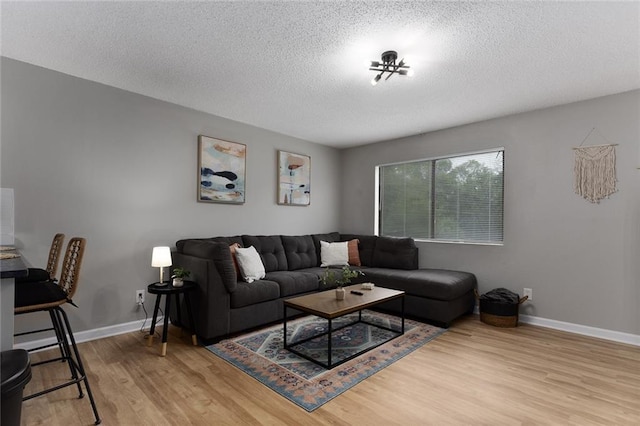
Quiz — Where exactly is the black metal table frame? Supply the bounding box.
[283,296,405,369]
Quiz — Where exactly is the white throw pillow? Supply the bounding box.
[320,241,349,267]
[235,246,266,283]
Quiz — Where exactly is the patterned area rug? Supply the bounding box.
[206,310,445,411]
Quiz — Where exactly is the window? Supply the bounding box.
[377,150,504,244]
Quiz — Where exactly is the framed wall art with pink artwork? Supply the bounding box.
[277,150,310,206]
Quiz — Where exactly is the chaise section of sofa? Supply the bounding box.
[336,234,476,327]
[171,233,477,342]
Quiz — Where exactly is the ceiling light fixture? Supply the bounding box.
[369,50,413,86]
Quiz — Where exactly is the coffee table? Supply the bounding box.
[283,284,405,369]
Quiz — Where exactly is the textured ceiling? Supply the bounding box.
[2,1,639,148]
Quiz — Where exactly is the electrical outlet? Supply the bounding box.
[136,290,145,305]
[523,288,532,301]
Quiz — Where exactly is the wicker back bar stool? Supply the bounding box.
[14,237,101,425]
[15,233,65,283]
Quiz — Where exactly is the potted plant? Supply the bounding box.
[320,266,364,300]
[171,266,191,288]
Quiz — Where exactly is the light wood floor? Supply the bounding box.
[21,315,640,425]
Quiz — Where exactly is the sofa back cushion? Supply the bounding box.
[371,236,418,270]
[180,240,238,292]
[241,235,288,272]
[176,236,243,253]
[340,234,377,266]
[282,235,318,270]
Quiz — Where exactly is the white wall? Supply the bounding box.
[1,58,341,336]
[340,90,640,335]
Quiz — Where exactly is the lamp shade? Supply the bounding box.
[151,246,172,267]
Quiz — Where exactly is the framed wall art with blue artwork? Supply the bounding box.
[198,135,246,204]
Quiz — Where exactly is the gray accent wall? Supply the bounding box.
[340,90,640,335]
[1,58,341,336]
[2,56,638,339]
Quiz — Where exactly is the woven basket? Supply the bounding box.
[475,289,528,328]
[479,311,519,327]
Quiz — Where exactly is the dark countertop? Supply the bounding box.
[0,250,27,279]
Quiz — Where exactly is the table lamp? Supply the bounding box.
[151,246,172,285]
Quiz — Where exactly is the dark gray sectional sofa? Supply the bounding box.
[172,232,477,343]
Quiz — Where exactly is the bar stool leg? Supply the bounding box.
[52,309,84,398]
[56,306,102,425]
[148,293,162,346]
[49,310,68,362]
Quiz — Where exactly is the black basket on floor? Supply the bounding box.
[475,288,528,328]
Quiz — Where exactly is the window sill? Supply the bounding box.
[414,238,504,247]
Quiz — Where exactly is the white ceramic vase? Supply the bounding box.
[335,287,345,300]
[172,278,184,287]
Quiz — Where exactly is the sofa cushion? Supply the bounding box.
[347,239,361,266]
[241,235,288,272]
[179,240,237,293]
[295,267,329,281]
[319,240,362,266]
[229,243,242,276]
[320,241,349,267]
[176,236,243,253]
[230,280,280,308]
[362,268,476,301]
[371,236,418,270]
[282,235,317,270]
[235,246,266,283]
[264,270,320,297]
[340,234,377,266]
[311,232,340,265]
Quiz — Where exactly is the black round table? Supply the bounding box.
[146,281,198,356]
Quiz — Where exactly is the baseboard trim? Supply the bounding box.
[473,306,639,346]
[518,314,640,346]
[13,316,162,352]
[15,311,640,351]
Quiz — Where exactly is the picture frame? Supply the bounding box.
[278,150,311,206]
[198,135,246,204]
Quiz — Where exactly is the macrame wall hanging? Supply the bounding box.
[572,128,618,204]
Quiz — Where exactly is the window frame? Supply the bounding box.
[375,148,505,246]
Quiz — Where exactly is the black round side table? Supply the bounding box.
[146,281,198,356]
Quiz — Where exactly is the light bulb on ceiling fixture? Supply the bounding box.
[371,74,381,86]
[407,69,415,77]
